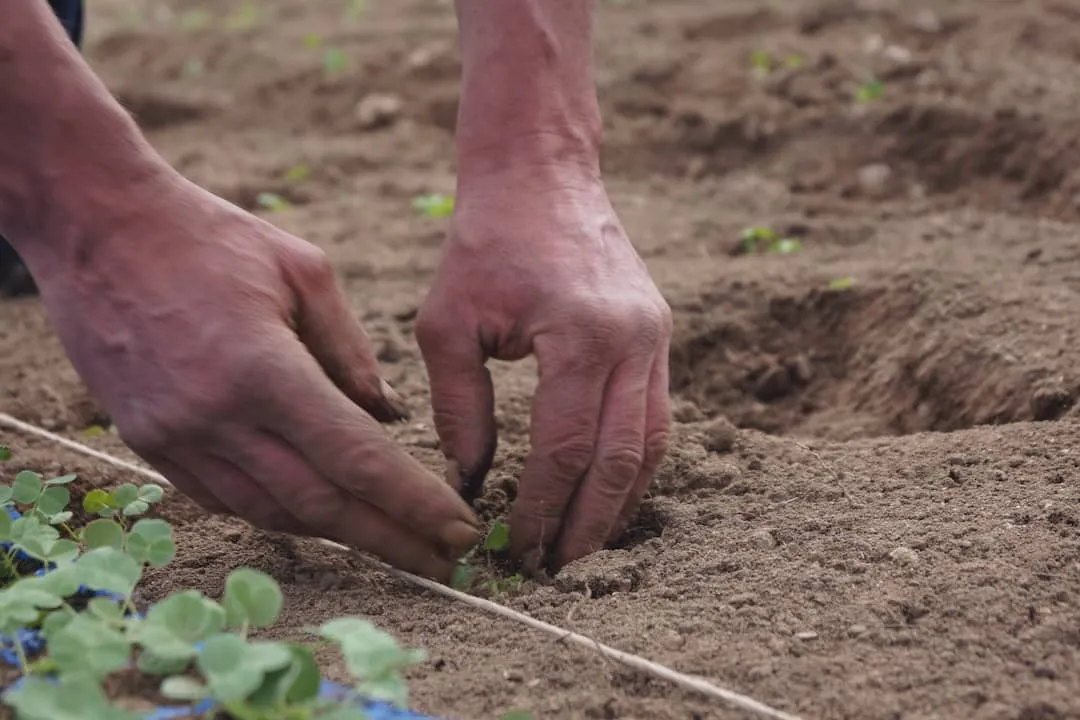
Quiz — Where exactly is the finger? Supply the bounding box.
[285,249,409,423]
[142,453,232,516]
[415,305,497,503]
[509,334,614,568]
[223,428,458,581]
[553,353,652,569]
[253,332,482,560]
[608,339,672,544]
[157,451,309,535]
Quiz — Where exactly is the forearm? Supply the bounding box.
[453,0,602,182]
[0,1,166,277]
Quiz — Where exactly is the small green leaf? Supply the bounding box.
[112,484,139,507]
[48,511,73,525]
[223,567,284,628]
[83,489,111,514]
[323,47,350,74]
[137,484,164,503]
[0,445,10,461]
[0,510,11,541]
[83,518,125,549]
[283,164,312,183]
[451,562,474,591]
[246,643,322,707]
[138,590,225,661]
[197,634,292,703]
[73,546,143,596]
[4,675,141,720]
[0,485,11,504]
[483,520,510,552]
[35,485,70,516]
[256,192,291,212]
[828,276,855,290]
[122,499,150,517]
[160,676,209,701]
[45,474,77,486]
[83,425,107,438]
[87,596,125,622]
[501,712,535,720]
[13,470,43,504]
[50,614,132,680]
[412,193,455,219]
[44,538,79,563]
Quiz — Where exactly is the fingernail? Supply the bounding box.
[438,520,482,556]
[379,378,411,420]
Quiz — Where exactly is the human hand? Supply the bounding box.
[416,166,673,572]
[31,172,481,581]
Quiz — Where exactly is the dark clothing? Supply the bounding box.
[0,0,85,297]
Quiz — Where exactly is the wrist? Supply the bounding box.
[0,0,175,287]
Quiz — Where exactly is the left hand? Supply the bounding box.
[416,167,672,571]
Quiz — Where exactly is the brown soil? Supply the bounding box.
[3,0,1080,718]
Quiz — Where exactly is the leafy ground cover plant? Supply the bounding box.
[0,467,439,720]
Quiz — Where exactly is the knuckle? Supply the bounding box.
[288,486,344,529]
[596,444,645,485]
[544,436,597,481]
[643,427,671,467]
[291,245,336,289]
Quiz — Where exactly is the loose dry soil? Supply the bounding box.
[3,0,1080,718]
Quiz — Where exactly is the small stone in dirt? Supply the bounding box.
[1031,384,1075,421]
[503,670,524,683]
[911,9,943,34]
[672,398,706,423]
[795,630,819,641]
[789,354,814,384]
[750,528,778,549]
[659,630,685,650]
[729,592,757,608]
[848,624,868,637]
[355,93,403,130]
[856,163,893,199]
[889,546,919,565]
[376,324,409,362]
[755,362,793,401]
[702,415,738,453]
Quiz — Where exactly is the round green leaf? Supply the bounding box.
[45,474,78,486]
[0,509,11,541]
[160,676,208,701]
[138,590,225,661]
[0,485,12,504]
[223,568,283,629]
[122,499,149,517]
[83,518,124,549]
[73,547,142,596]
[112,484,139,507]
[137,484,164,503]
[13,470,43,504]
[0,445,10,461]
[50,614,132,680]
[36,485,70,516]
[82,489,111,514]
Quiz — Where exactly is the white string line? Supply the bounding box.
[0,411,804,720]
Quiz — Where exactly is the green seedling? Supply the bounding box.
[451,520,524,596]
[1,467,428,719]
[256,192,292,212]
[323,47,350,75]
[827,276,856,290]
[785,53,805,69]
[412,193,455,219]
[303,33,325,50]
[750,49,772,76]
[855,77,884,103]
[179,9,210,30]
[739,226,802,255]
[0,446,10,461]
[345,0,368,19]
[501,711,535,720]
[225,0,260,30]
[283,164,313,183]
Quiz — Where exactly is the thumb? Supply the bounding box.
[415,305,497,504]
[287,249,410,423]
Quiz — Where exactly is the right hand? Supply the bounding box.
[29,171,481,581]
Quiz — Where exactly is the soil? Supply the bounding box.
[3,0,1080,718]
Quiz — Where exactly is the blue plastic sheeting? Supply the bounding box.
[0,507,444,720]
